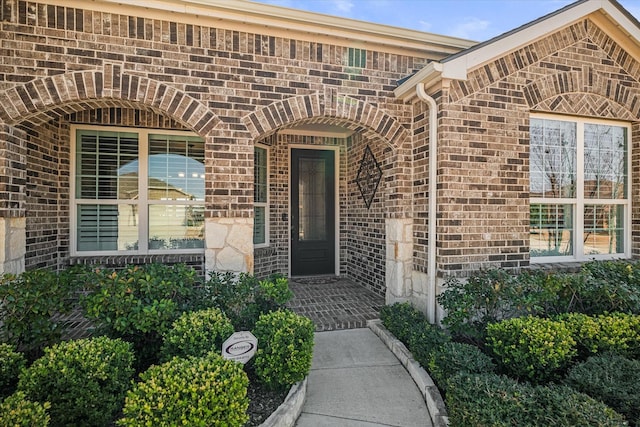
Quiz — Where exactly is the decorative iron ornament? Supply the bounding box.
[355,145,382,209]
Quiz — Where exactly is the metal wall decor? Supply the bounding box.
[355,145,382,209]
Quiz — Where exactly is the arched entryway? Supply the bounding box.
[242,93,413,304]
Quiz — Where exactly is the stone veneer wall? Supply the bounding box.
[435,19,640,278]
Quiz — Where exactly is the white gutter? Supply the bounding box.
[416,82,438,324]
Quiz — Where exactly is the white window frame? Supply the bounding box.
[70,125,205,256]
[254,143,270,248]
[530,113,632,263]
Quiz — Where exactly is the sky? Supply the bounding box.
[250,0,640,42]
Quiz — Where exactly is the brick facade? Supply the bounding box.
[1,0,639,312]
[432,20,640,277]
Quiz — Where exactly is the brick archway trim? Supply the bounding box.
[242,92,408,149]
[0,66,221,134]
[523,69,639,120]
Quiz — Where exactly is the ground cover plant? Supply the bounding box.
[0,264,312,426]
[382,260,640,426]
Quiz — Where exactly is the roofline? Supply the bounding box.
[40,0,476,57]
[395,0,640,100]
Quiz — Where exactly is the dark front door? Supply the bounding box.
[291,149,335,276]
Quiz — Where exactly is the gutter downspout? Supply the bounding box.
[416,82,438,324]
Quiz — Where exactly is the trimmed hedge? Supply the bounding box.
[0,391,51,427]
[559,312,640,358]
[380,302,425,343]
[118,352,249,427]
[446,373,627,427]
[0,343,26,399]
[486,316,576,383]
[427,342,495,392]
[252,310,314,390]
[160,307,234,361]
[18,336,135,427]
[565,353,640,426]
[406,320,450,367]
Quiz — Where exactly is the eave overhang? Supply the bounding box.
[395,0,640,102]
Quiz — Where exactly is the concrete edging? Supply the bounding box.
[258,377,308,427]
[368,319,449,427]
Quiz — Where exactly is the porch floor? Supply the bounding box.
[287,276,385,332]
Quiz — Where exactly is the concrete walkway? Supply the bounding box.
[296,328,433,427]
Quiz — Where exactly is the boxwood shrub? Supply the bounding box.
[0,343,26,399]
[160,307,234,361]
[559,312,640,358]
[486,316,576,383]
[380,302,425,344]
[446,373,627,427]
[0,391,51,427]
[252,309,314,390]
[18,336,134,427]
[427,342,495,392]
[118,352,249,427]
[565,352,640,426]
[406,320,450,367]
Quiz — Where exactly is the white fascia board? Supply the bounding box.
[440,0,617,80]
[394,62,444,101]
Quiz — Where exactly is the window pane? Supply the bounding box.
[530,204,573,257]
[76,130,138,200]
[584,124,627,199]
[299,158,326,241]
[583,204,624,255]
[148,134,205,201]
[77,204,138,251]
[148,205,204,250]
[254,147,267,203]
[254,206,266,245]
[530,119,576,198]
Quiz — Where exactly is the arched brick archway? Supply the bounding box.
[523,69,640,120]
[242,92,409,151]
[242,92,413,304]
[0,66,221,133]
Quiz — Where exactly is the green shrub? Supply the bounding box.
[203,272,293,330]
[427,342,495,392]
[486,316,576,383]
[253,310,314,390]
[118,352,249,427]
[565,353,640,426]
[0,343,26,399]
[446,373,627,427]
[436,269,520,344]
[0,391,50,427]
[380,302,425,344]
[82,263,200,367]
[581,260,640,314]
[18,336,134,427]
[559,312,640,358]
[161,307,234,361]
[534,384,627,427]
[516,270,587,316]
[406,320,450,367]
[0,269,77,359]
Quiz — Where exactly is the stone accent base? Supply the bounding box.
[0,217,25,274]
[205,218,253,273]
